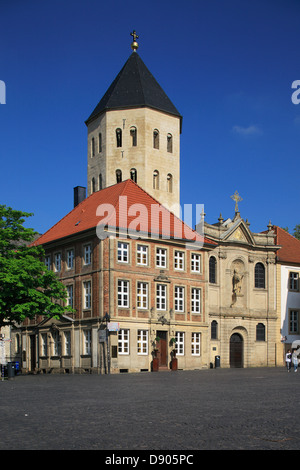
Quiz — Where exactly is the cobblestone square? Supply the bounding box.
[0,367,299,451]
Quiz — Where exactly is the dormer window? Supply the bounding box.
[130,127,137,146]
[153,129,159,149]
[116,128,122,147]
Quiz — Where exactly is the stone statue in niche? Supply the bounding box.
[231,266,244,307]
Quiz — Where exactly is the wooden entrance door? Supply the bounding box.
[157,331,167,368]
[230,333,243,368]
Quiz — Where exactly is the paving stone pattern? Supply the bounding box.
[0,367,299,450]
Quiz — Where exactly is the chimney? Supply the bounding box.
[74,186,86,207]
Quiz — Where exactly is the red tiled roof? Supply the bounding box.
[32,180,216,247]
[273,225,300,264]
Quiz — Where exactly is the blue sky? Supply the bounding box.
[1,0,300,235]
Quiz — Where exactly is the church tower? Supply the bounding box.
[85,32,182,216]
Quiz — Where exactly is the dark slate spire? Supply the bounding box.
[85,52,182,128]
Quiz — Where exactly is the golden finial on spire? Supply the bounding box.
[231,190,243,213]
[130,30,139,52]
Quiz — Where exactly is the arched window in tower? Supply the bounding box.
[255,262,265,288]
[153,170,159,190]
[91,137,95,157]
[91,177,96,193]
[116,128,122,147]
[167,133,173,153]
[167,173,173,193]
[153,129,159,149]
[130,126,137,147]
[209,256,217,284]
[130,168,137,183]
[116,169,122,183]
[98,133,102,153]
[99,173,103,190]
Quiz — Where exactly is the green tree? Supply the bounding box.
[293,225,300,241]
[0,205,68,329]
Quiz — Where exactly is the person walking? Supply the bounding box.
[286,349,292,372]
[292,350,298,372]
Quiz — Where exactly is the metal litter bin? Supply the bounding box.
[7,362,15,378]
[215,355,220,368]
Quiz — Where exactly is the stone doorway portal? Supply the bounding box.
[230,333,243,368]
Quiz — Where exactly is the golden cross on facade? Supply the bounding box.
[130,30,139,51]
[231,190,243,213]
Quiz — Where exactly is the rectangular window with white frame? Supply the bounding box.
[54,252,61,272]
[175,286,185,312]
[64,331,71,356]
[83,281,91,309]
[156,284,167,310]
[289,310,299,334]
[137,330,148,355]
[191,287,201,314]
[137,282,148,309]
[83,329,91,355]
[118,280,129,308]
[41,333,47,357]
[156,247,167,268]
[289,272,299,292]
[52,331,60,356]
[137,244,148,266]
[83,244,92,265]
[118,329,129,354]
[174,250,184,271]
[191,332,201,356]
[118,241,129,263]
[191,253,201,273]
[44,255,51,271]
[67,249,74,269]
[66,285,73,309]
[175,332,184,355]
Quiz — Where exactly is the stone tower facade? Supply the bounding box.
[85,39,182,216]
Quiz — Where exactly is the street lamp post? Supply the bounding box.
[103,312,111,374]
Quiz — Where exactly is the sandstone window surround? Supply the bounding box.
[83,281,91,310]
[137,330,148,355]
[254,262,265,289]
[116,128,122,147]
[209,256,217,284]
[130,126,137,146]
[174,250,184,271]
[118,279,130,308]
[175,332,184,355]
[174,285,185,312]
[153,129,159,149]
[118,329,130,355]
[167,133,173,153]
[191,332,201,356]
[137,281,148,310]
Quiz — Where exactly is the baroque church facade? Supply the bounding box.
[11,33,284,373]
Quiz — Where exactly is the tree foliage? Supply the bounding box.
[0,205,67,328]
[293,224,300,241]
